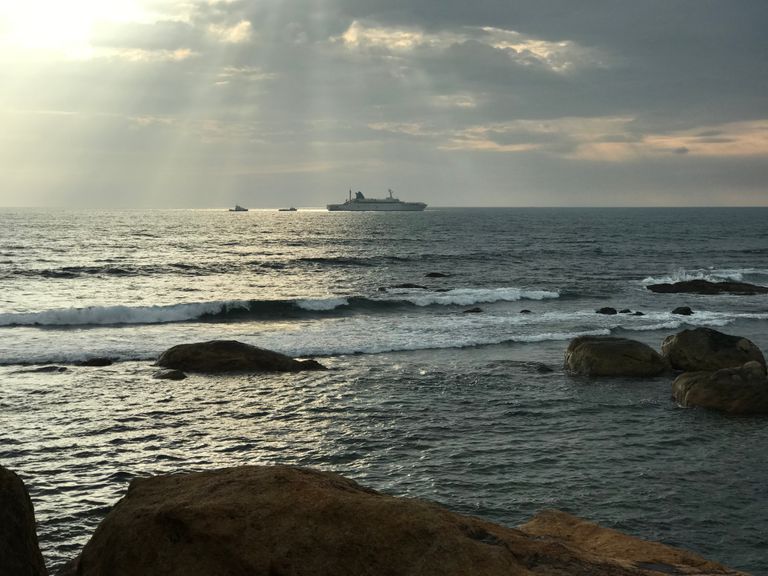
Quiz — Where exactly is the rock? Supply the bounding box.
[463,307,482,313]
[596,307,617,315]
[0,466,47,576]
[619,308,632,314]
[11,366,67,374]
[672,361,768,414]
[156,340,326,373]
[671,306,693,315]
[565,336,668,377]
[152,369,187,381]
[632,311,645,316]
[76,357,115,367]
[646,279,768,295]
[661,328,766,373]
[425,272,450,278]
[519,309,532,314]
[61,465,744,576]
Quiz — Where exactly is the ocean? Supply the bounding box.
[1,207,767,573]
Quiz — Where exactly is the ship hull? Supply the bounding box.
[327,201,426,211]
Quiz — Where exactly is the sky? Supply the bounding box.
[1,0,767,208]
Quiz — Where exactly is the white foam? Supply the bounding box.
[295,297,349,311]
[386,287,560,307]
[641,267,768,286]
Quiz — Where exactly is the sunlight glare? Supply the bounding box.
[0,0,148,57]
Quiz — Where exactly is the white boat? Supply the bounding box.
[229,205,248,212]
[327,189,427,211]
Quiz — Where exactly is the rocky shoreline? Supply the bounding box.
[2,464,749,576]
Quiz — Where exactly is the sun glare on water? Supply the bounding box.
[0,0,149,58]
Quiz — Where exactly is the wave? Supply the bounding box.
[0,287,561,327]
[641,267,768,286]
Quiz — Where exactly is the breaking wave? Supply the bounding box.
[0,287,560,327]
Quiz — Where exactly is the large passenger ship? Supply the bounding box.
[327,190,427,211]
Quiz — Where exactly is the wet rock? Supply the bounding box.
[0,466,47,576]
[646,279,768,295]
[672,361,768,414]
[425,272,450,278]
[565,336,668,377]
[463,307,483,314]
[11,366,67,374]
[632,311,645,316]
[156,340,326,373]
[596,307,617,315]
[60,465,744,576]
[671,306,693,315]
[152,369,187,381]
[619,308,632,314]
[519,309,532,314]
[76,357,115,367]
[661,328,766,373]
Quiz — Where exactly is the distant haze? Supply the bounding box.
[1,0,767,208]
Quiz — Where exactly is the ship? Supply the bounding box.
[327,189,427,211]
[229,204,248,212]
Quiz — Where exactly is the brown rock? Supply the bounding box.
[0,466,47,576]
[661,328,766,373]
[672,361,768,414]
[62,465,743,576]
[565,336,668,377]
[156,340,326,373]
[646,279,768,294]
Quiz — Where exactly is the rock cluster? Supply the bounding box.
[565,328,768,415]
[57,465,745,576]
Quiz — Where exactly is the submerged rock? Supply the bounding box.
[646,279,768,295]
[661,328,766,373]
[59,465,745,576]
[672,361,768,414]
[0,466,47,576]
[425,272,450,278]
[76,357,115,367]
[463,307,482,314]
[596,307,618,315]
[565,336,668,377]
[156,340,326,373]
[671,306,693,315]
[152,369,187,381]
[11,365,67,374]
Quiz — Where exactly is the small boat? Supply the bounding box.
[327,189,426,211]
[229,205,248,212]
[278,207,297,212]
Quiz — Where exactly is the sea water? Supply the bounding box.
[1,207,767,573]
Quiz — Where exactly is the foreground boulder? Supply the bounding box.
[0,466,47,576]
[646,279,768,295]
[672,361,768,414]
[661,328,766,373]
[61,465,744,576]
[565,336,668,377]
[156,340,326,373]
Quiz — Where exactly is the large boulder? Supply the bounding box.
[60,465,744,576]
[672,361,768,414]
[565,336,668,377]
[646,279,768,295]
[0,466,47,576]
[661,328,766,373]
[156,340,326,373]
